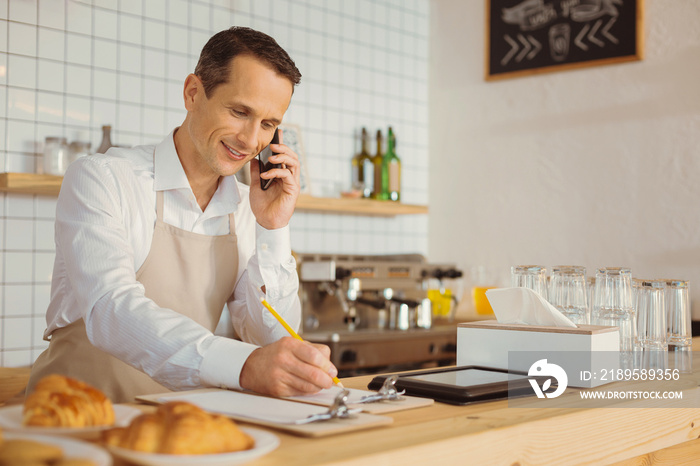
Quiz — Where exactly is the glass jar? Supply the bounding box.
[69,141,92,164]
[42,137,69,175]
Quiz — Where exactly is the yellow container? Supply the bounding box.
[428,289,453,317]
[472,286,496,315]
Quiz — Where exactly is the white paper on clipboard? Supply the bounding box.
[156,390,330,425]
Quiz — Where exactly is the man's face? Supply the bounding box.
[184,54,293,177]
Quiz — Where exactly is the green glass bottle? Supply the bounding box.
[385,127,401,201]
[351,128,373,198]
[372,130,387,200]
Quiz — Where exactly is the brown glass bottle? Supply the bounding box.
[351,128,373,198]
[96,125,113,154]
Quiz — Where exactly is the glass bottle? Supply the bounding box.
[42,137,69,175]
[385,127,401,201]
[350,129,362,192]
[371,129,387,200]
[351,127,373,198]
[96,125,114,154]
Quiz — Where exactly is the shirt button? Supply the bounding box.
[261,243,269,251]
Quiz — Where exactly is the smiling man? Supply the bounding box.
[27,27,338,403]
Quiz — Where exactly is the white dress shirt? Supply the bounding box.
[45,129,301,391]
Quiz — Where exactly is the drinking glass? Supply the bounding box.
[511,265,548,299]
[587,276,595,316]
[632,278,643,306]
[592,267,634,352]
[665,279,692,350]
[631,278,644,345]
[548,266,588,325]
[471,265,499,315]
[634,278,668,371]
[635,346,668,371]
[635,280,667,351]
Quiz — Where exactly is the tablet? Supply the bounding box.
[367,366,538,405]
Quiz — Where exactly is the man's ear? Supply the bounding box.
[183,74,204,111]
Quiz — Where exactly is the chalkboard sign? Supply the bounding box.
[486,0,644,80]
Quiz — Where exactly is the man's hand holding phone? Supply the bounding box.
[249,128,301,230]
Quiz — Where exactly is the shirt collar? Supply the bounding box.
[154,128,242,214]
[154,129,190,191]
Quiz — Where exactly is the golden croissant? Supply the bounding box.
[103,401,254,455]
[23,375,115,428]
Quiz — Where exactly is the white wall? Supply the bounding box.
[429,0,700,315]
[0,0,430,366]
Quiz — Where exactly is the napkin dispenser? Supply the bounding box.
[457,321,619,388]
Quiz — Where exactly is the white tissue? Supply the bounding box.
[485,287,577,328]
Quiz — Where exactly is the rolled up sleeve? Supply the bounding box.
[227,223,301,346]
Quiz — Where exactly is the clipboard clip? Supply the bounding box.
[297,389,362,424]
[359,375,405,403]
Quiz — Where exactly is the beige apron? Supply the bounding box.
[29,189,239,403]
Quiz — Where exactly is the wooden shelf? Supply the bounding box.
[295,194,428,216]
[0,172,62,195]
[0,173,428,217]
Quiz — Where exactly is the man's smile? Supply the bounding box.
[222,141,249,161]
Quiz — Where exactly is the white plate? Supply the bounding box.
[107,427,280,466]
[0,404,141,439]
[4,431,112,466]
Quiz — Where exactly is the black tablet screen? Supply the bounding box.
[402,368,527,387]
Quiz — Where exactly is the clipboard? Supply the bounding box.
[136,389,393,437]
[367,366,539,406]
[284,385,434,414]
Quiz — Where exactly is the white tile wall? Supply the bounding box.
[0,0,430,366]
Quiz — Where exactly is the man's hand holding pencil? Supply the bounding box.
[238,299,342,397]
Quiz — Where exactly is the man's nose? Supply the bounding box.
[237,122,261,151]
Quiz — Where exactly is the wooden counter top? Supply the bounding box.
[5,343,700,464]
[248,338,700,464]
[245,373,700,465]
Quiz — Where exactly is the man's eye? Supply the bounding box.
[231,109,245,117]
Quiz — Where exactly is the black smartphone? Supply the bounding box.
[258,130,281,190]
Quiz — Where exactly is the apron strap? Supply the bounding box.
[156,191,165,221]
[228,212,236,235]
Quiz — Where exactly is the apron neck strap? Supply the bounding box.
[156,190,165,221]
[228,211,236,235]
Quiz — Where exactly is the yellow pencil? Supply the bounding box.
[260,298,343,387]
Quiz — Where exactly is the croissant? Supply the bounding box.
[103,401,254,454]
[23,375,115,428]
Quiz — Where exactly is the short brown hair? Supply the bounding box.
[194,27,302,97]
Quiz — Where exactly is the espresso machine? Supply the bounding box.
[296,253,463,376]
